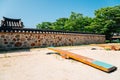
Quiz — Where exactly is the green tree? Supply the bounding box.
[50,18,68,30]
[87,5,120,41]
[36,22,52,30]
[36,5,120,42]
[64,12,92,32]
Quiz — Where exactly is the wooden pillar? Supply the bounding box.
[6,21,8,26]
[9,21,11,26]
[17,22,19,27]
[11,21,13,27]
[14,21,16,27]
[19,21,21,27]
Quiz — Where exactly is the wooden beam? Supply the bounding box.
[48,48,117,73]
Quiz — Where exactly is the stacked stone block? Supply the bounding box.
[0,32,105,49]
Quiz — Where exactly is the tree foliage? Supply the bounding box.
[86,5,120,40]
[36,12,92,32]
[36,5,120,41]
[36,22,52,30]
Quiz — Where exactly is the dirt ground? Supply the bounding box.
[0,45,120,80]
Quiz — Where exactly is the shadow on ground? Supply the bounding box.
[0,48,30,54]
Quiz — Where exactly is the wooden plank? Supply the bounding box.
[48,48,117,73]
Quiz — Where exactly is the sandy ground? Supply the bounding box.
[0,45,120,80]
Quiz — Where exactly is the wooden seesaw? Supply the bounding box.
[48,48,117,73]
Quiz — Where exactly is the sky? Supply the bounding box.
[0,0,120,28]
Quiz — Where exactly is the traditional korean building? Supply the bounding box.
[0,17,24,29]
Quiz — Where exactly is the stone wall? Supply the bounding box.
[0,32,105,49]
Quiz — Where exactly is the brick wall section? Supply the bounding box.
[0,32,105,49]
